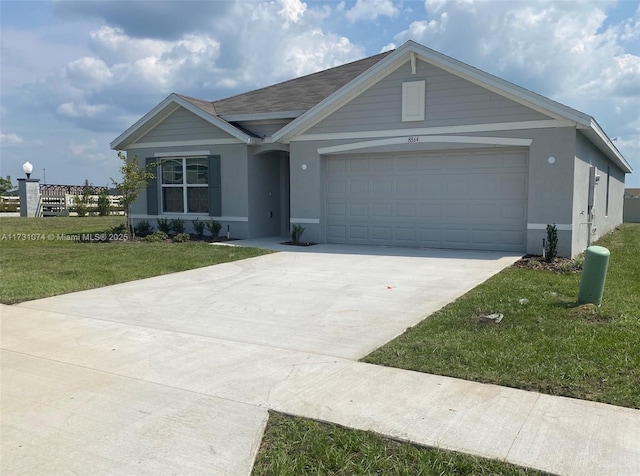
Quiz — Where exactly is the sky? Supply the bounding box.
[1,0,639,188]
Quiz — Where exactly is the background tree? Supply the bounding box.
[0,177,15,196]
[111,151,155,236]
[96,187,111,216]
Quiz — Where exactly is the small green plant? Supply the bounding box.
[157,218,171,234]
[170,218,185,234]
[291,224,306,243]
[205,219,222,238]
[192,218,206,239]
[134,220,154,237]
[545,223,558,262]
[96,188,111,216]
[144,231,168,242]
[172,232,190,243]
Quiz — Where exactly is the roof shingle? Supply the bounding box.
[189,51,393,116]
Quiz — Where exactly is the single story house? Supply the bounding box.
[111,40,632,257]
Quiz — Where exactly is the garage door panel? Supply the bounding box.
[349,203,368,217]
[372,157,393,172]
[471,228,497,245]
[372,203,392,217]
[326,149,527,251]
[349,180,369,194]
[395,227,416,241]
[372,227,392,240]
[396,156,418,170]
[327,203,347,217]
[349,158,370,173]
[349,225,368,240]
[328,179,347,194]
[396,178,418,195]
[396,203,417,218]
[372,180,393,194]
[499,228,526,246]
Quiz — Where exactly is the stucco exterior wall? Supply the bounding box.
[573,132,626,254]
[289,141,323,242]
[127,144,250,238]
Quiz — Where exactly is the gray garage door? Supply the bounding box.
[325,148,528,251]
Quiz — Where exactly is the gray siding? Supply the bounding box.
[138,107,234,143]
[307,59,551,135]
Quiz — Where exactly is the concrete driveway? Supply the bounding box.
[1,242,519,475]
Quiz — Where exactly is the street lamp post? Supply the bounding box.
[23,161,33,179]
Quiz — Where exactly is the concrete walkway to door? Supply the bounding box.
[2,241,638,475]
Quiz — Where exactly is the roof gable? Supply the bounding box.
[270,41,631,173]
[110,94,258,150]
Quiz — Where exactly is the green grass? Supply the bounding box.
[364,224,640,409]
[0,217,271,304]
[252,412,547,476]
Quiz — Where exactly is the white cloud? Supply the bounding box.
[57,102,110,119]
[69,139,110,163]
[0,133,24,146]
[65,57,113,90]
[345,0,399,23]
[278,0,307,24]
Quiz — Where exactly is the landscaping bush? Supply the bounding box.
[144,231,168,242]
[192,218,206,239]
[134,220,154,237]
[171,218,185,234]
[157,218,171,234]
[545,223,558,261]
[205,219,222,238]
[172,232,190,243]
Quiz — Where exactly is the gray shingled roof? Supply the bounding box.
[181,51,393,117]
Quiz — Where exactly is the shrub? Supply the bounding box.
[192,218,206,239]
[110,223,128,235]
[172,232,191,243]
[96,188,111,216]
[291,224,305,243]
[134,220,154,237]
[205,219,222,238]
[170,218,185,234]
[545,224,558,262]
[73,186,93,217]
[144,231,168,242]
[157,218,171,234]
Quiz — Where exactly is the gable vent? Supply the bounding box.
[402,80,425,122]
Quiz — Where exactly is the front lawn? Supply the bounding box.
[0,217,271,304]
[364,224,640,409]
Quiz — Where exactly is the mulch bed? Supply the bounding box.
[512,255,582,273]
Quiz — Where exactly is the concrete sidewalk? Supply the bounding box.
[276,362,640,476]
[2,243,639,475]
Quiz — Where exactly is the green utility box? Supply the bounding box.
[577,246,610,306]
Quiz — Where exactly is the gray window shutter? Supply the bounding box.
[146,158,158,215]
[208,155,221,216]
